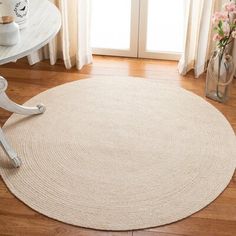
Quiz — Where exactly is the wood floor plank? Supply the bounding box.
[144,217,236,236]
[133,231,189,236]
[0,56,236,235]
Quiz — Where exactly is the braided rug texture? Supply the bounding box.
[0,77,235,230]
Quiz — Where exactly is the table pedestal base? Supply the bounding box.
[0,76,46,167]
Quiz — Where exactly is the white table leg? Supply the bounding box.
[0,76,46,168]
[0,76,46,115]
[0,128,21,168]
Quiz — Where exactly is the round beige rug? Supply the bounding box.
[0,77,235,231]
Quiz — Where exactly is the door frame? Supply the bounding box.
[138,0,181,60]
[92,0,183,60]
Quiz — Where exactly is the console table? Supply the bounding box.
[0,0,61,167]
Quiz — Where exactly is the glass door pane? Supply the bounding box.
[146,0,185,53]
[91,0,139,57]
[139,0,186,60]
[91,0,131,50]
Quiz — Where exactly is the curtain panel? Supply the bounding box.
[27,0,92,70]
[178,0,220,78]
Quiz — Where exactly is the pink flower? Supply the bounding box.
[212,11,229,25]
[231,31,236,38]
[224,2,236,13]
[213,34,223,41]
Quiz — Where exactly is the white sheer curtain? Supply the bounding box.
[28,0,92,70]
[178,0,220,78]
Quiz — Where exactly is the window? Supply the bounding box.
[91,0,186,60]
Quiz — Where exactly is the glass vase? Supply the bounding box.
[205,48,234,103]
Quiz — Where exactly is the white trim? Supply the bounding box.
[92,49,136,58]
[138,0,148,58]
[138,51,181,61]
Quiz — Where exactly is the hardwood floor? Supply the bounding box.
[0,56,235,236]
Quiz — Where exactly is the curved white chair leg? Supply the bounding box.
[0,76,46,115]
[0,76,46,168]
[0,128,21,168]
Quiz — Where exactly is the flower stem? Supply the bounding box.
[216,51,223,100]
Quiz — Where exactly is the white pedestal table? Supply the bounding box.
[0,0,61,167]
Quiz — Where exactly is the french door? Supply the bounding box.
[91,0,139,57]
[91,0,186,60]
